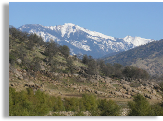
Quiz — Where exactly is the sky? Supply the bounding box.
[9,2,163,40]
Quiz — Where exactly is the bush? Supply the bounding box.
[123,66,149,80]
[82,94,98,111]
[128,94,151,116]
[98,99,121,116]
[64,97,79,111]
[59,45,70,58]
[9,87,51,116]
[66,58,75,74]
[53,96,65,111]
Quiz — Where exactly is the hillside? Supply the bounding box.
[104,39,163,75]
[18,23,154,58]
[9,27,163,116]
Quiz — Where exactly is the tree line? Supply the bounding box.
[9,87,163,116]
[9,87,121,116]
[81,54,150,80]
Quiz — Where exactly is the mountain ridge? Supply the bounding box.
[18,23,155,58]
[104,39,163,75]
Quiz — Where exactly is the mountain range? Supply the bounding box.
[18,23,154,58]
[104,39,163,75]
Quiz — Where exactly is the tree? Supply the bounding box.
[82,55,89,65]
[128,94,151,116]
[66,58,75,74]
[98,99,121,116]
[81,94,98,115]
[59,45,70,58]
[44,40,59,58]
[122,66,150,80]
[87,60,98,75]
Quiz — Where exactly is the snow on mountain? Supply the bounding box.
[18,23,155,58]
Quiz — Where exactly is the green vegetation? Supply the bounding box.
[9,87,121,116]
[98,99,121,116]
[9,26,151,81]
[128,94,163,116]
[9,26,163,116]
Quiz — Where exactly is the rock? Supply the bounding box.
[17,59,22,64]
[144,93,151,99]
[94,90,104,95]
[145,86,152,93]
[68,74,72,77]
[40,65,45,70]
[119,88,126,93]
[10,83,14,86]
[90,79,98,83]
[104,77,112,83]
[120,79,129,84]
[24,81,41,90]
[123,84,132,91]
[14,69,23,80]
[153,84,161,89]
[77,77,86,82]
[115,91,123,96]
[35,83,41,88]
[64,74,68,78]
[122,94,131,98]
[150,95,157,100]
[71,85,78,89]
[151,89,157,95]
[73,74,79,77]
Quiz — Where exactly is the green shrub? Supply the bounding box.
[64,97,79,111]
[53,96,65,111]
[98,99,121,116]
[128,94,151,116]
[81,94,98,115]
[149,104,163,116]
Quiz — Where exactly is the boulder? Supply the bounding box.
[122,94,131,98]
[17,59,22,64]
[94,90,105,95]
[73,74,79,77]
[40,65,45,70]
[114,91,123,96]
[151,89,157,95]
[145,86,152,93]
[14,69,23,80]
[89,79,98,83]
[123,84,132,91]
[64,74,68,78]
[153,84,161,89]
[104,77,112,83]
[119,88,126,93]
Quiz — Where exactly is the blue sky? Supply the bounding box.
[9,2,163,40]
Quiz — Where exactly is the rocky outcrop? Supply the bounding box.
[49,111,91,116]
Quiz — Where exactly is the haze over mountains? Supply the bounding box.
[104,39,163,75]
[18,23,154,58]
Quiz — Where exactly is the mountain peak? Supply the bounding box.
[64,23,76,26]
[18,23,155,58]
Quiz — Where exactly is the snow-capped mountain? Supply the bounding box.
[18,23,155,58]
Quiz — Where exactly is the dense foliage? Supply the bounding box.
[9,87,121,116]
[81,56,150,80]
[128,94,163,116]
